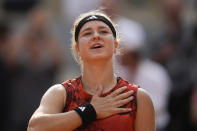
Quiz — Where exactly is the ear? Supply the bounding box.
[75,44,80,56]
[114,41,119,48]
[75,44,79,52]
[114,41,119,53]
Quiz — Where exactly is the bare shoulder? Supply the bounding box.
[137,88,153,105]
[136,88,155,115]
[135,88,156,131]
[42,84,66,98]
[36,84,67,114]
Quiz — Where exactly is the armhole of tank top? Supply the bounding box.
[131,84,139,119]
[135,85,139,111]
[61,82,71,112]
[58,84,67,109]
[135,85,140,98]
[135,85,141,116]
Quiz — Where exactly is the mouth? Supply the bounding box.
[90,43,104,49]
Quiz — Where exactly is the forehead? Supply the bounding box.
[80,20,110,31]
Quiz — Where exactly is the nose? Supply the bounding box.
[92,31,100,41]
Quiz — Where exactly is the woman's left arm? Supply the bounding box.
[135,88,156,131]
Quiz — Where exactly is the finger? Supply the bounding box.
[113,107,132,114]
[114,90,134,101]
[96,85,103,97]
[110,86,127,97]
[115,96,134,107]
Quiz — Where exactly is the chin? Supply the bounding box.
[85,54,113,62]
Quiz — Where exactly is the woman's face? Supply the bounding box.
[76,20,118,63]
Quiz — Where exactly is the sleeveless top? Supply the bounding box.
[61,76,139,131]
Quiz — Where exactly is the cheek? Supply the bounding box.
[105,44,116,56]
[106,38,116,51]
[78,44,89,59]
[78,36,90,44]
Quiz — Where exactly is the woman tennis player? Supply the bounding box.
[28,10,155,131]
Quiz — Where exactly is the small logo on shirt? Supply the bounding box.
[79,106,86,112]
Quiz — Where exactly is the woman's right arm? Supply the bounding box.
[27,84,83,131]
[28,85,134,131]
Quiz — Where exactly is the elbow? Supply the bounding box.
[27,119,37,131]
[27,115,45,131]
[27,123,35,131]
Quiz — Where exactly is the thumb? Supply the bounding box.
[96,85,103,97]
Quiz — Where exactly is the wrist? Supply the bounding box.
[74,104,97,125]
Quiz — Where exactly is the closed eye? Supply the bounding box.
[100,30,108,34]
[83,32,92,36]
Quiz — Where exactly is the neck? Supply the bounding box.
[81,59,117,94]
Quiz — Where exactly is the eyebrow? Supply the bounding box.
[80,27,91,34]
[80,26,109,34]
[98,26,109,30]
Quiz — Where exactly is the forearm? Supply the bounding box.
[28,110,82,131]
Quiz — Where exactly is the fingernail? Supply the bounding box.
[128,108,132,111]
[130,96,134,99]
[129,90,134,93]
[122,86,127,89]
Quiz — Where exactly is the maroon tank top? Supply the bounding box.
[61,76,138,131]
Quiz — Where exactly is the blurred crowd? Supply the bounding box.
[0,0,197,131]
